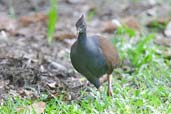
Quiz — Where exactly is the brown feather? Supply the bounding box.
[98,36,121,74]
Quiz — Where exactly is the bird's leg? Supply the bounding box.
[107,74,113,96]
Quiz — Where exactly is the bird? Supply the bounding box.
[70,15,121,96]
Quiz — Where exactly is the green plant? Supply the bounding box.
[48,0,58,43]
[87,8,96,21]
[113,26,155,68]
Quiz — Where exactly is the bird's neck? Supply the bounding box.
[78,31,87,43]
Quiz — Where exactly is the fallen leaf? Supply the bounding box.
[102,17,140,32]
[16,102,46,114]
[102,19,121,33]
[19,13,48,26]
[54,31,76,41]
[122,16,140,30]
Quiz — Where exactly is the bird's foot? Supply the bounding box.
[107,89,113,96]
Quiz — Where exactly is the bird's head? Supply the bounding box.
[76,14,87,33]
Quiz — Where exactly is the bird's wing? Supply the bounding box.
[98,36,121,74]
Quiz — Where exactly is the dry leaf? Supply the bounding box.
[19,13,48,26]
[102,17,140,33]
[17,102,46,114]
[102,20,121,33]
[122,16,140,30]
[54,32,76,41]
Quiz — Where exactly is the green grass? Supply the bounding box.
[0,26,171,114]
[47,0,58,43]
[87,8,96,21]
